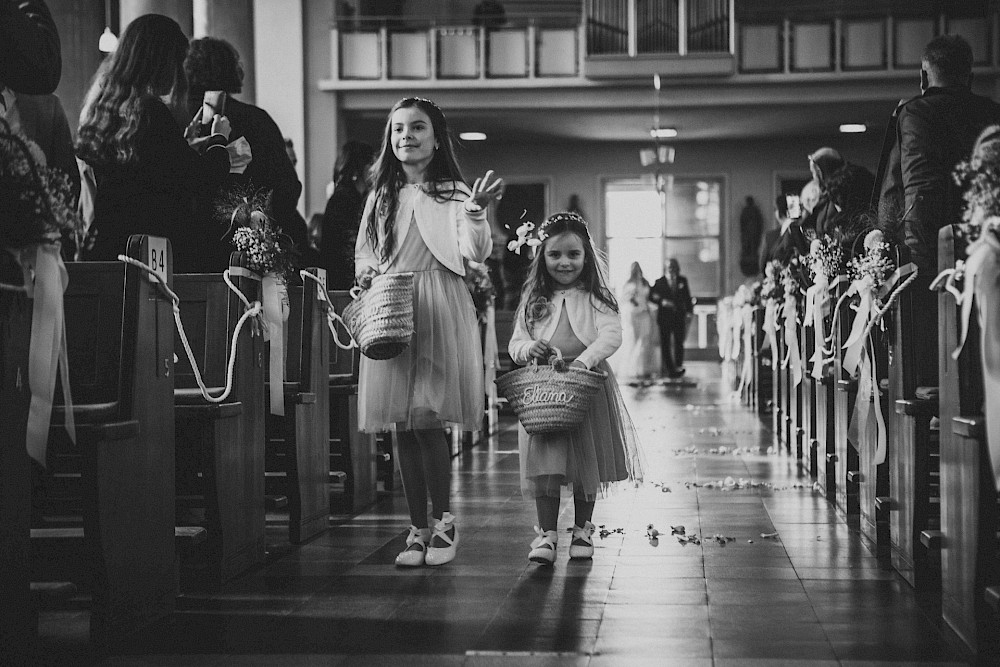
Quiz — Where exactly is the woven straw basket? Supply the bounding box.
[495,350,607,435]
[342,272,414,360]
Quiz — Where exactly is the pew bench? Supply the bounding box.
[265,268,330,543]
[172,254,266,586]
[30,236,177,649]
[327,289,378,513]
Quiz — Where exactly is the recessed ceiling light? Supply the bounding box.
[650,128,677,138]
[459,132,487,141]
[839,123,867,133]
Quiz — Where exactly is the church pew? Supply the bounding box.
[932,224,998,654]
[30,235,177,649]
[813,278,844,502]
[328,289,378,513]
[771,312,785,448]
[265,268,330,543]
[753,306,772,417]
[886,244,940,587]
[172,252,266,585]
[833,280,861,519]
[0,248,39,660]
[800,312,817,478]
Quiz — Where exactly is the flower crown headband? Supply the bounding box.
[506,211,589,255]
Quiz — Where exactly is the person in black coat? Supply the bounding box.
[648,258,694,378]
[185,37,308,261]
[876,34,1000,387]
[319,140,373,289]
[0,0,60,95]
[75,15,231,273]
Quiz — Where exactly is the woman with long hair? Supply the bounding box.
[355,97,503,567]
[75,14,231,272]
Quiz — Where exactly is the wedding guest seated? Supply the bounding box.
[801,147,844,236]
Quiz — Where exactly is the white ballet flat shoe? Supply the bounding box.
[569,521,595,560]
[395,525,431,567]
[425,512,459,566]
[528,526,558,565]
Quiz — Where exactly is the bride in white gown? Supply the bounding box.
[615,262,659,381]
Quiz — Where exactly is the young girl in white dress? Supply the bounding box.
[355,97,503,567]
[508,212,644,564]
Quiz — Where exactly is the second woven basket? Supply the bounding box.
[342,272,414,360]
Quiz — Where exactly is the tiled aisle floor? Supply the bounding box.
[43,362,969,666]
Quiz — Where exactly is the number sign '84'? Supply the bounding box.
[147,237,168,284]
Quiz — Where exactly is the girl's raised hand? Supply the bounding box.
[528,339,551,361]
[469,170,505,209]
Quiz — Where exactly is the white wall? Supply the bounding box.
[253,0,305,215]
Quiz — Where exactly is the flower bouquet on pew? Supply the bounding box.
[760,260,782,356]
[218,187,296,415]
[804,235,843,379]
[0,117,85,465]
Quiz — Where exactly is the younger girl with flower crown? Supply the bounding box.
[508,212,644,564]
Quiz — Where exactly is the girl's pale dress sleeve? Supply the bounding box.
[576,299,623,370]
[508,307,537,366]
[354,193,378,280]
[453,181,492,263]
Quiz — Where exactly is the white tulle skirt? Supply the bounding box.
[358,268,484,432]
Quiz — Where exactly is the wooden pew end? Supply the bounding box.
[847,470,862,485]
[825,453,838,463]
[875,496,892,514]
[919,529,943,551]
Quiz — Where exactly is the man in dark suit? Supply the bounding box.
[649,258,693,378]
[876,34,1000,387]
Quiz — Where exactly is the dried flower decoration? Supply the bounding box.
[761,260,783,301]
[847,231,895,293]
[0,117,84,250]
[219,186,296,279]
[954,124,1000,238]
[463,259,495,319]
[807,235,843,283]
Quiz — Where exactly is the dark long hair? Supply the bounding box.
[365,97,466,263]
[76,14,189,166]
[333,140,374,190]
[185,37,244,101]
[519,212,618,331]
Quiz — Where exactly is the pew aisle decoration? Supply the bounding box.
[0,117,82,465]
[733,283,755,395]
[760,260,782,359]
[831,230,917,464]
[804,236,843,380]
[780,261,804,387]
[464,259,499,397]
[225,191,294,416]
[936,128,1000,484]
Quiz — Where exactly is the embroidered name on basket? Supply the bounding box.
[521,386,574,405]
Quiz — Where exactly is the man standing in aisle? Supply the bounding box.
[876,34,1000,388]
[649,258,693,379]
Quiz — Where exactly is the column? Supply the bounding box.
[120,0,194,36]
